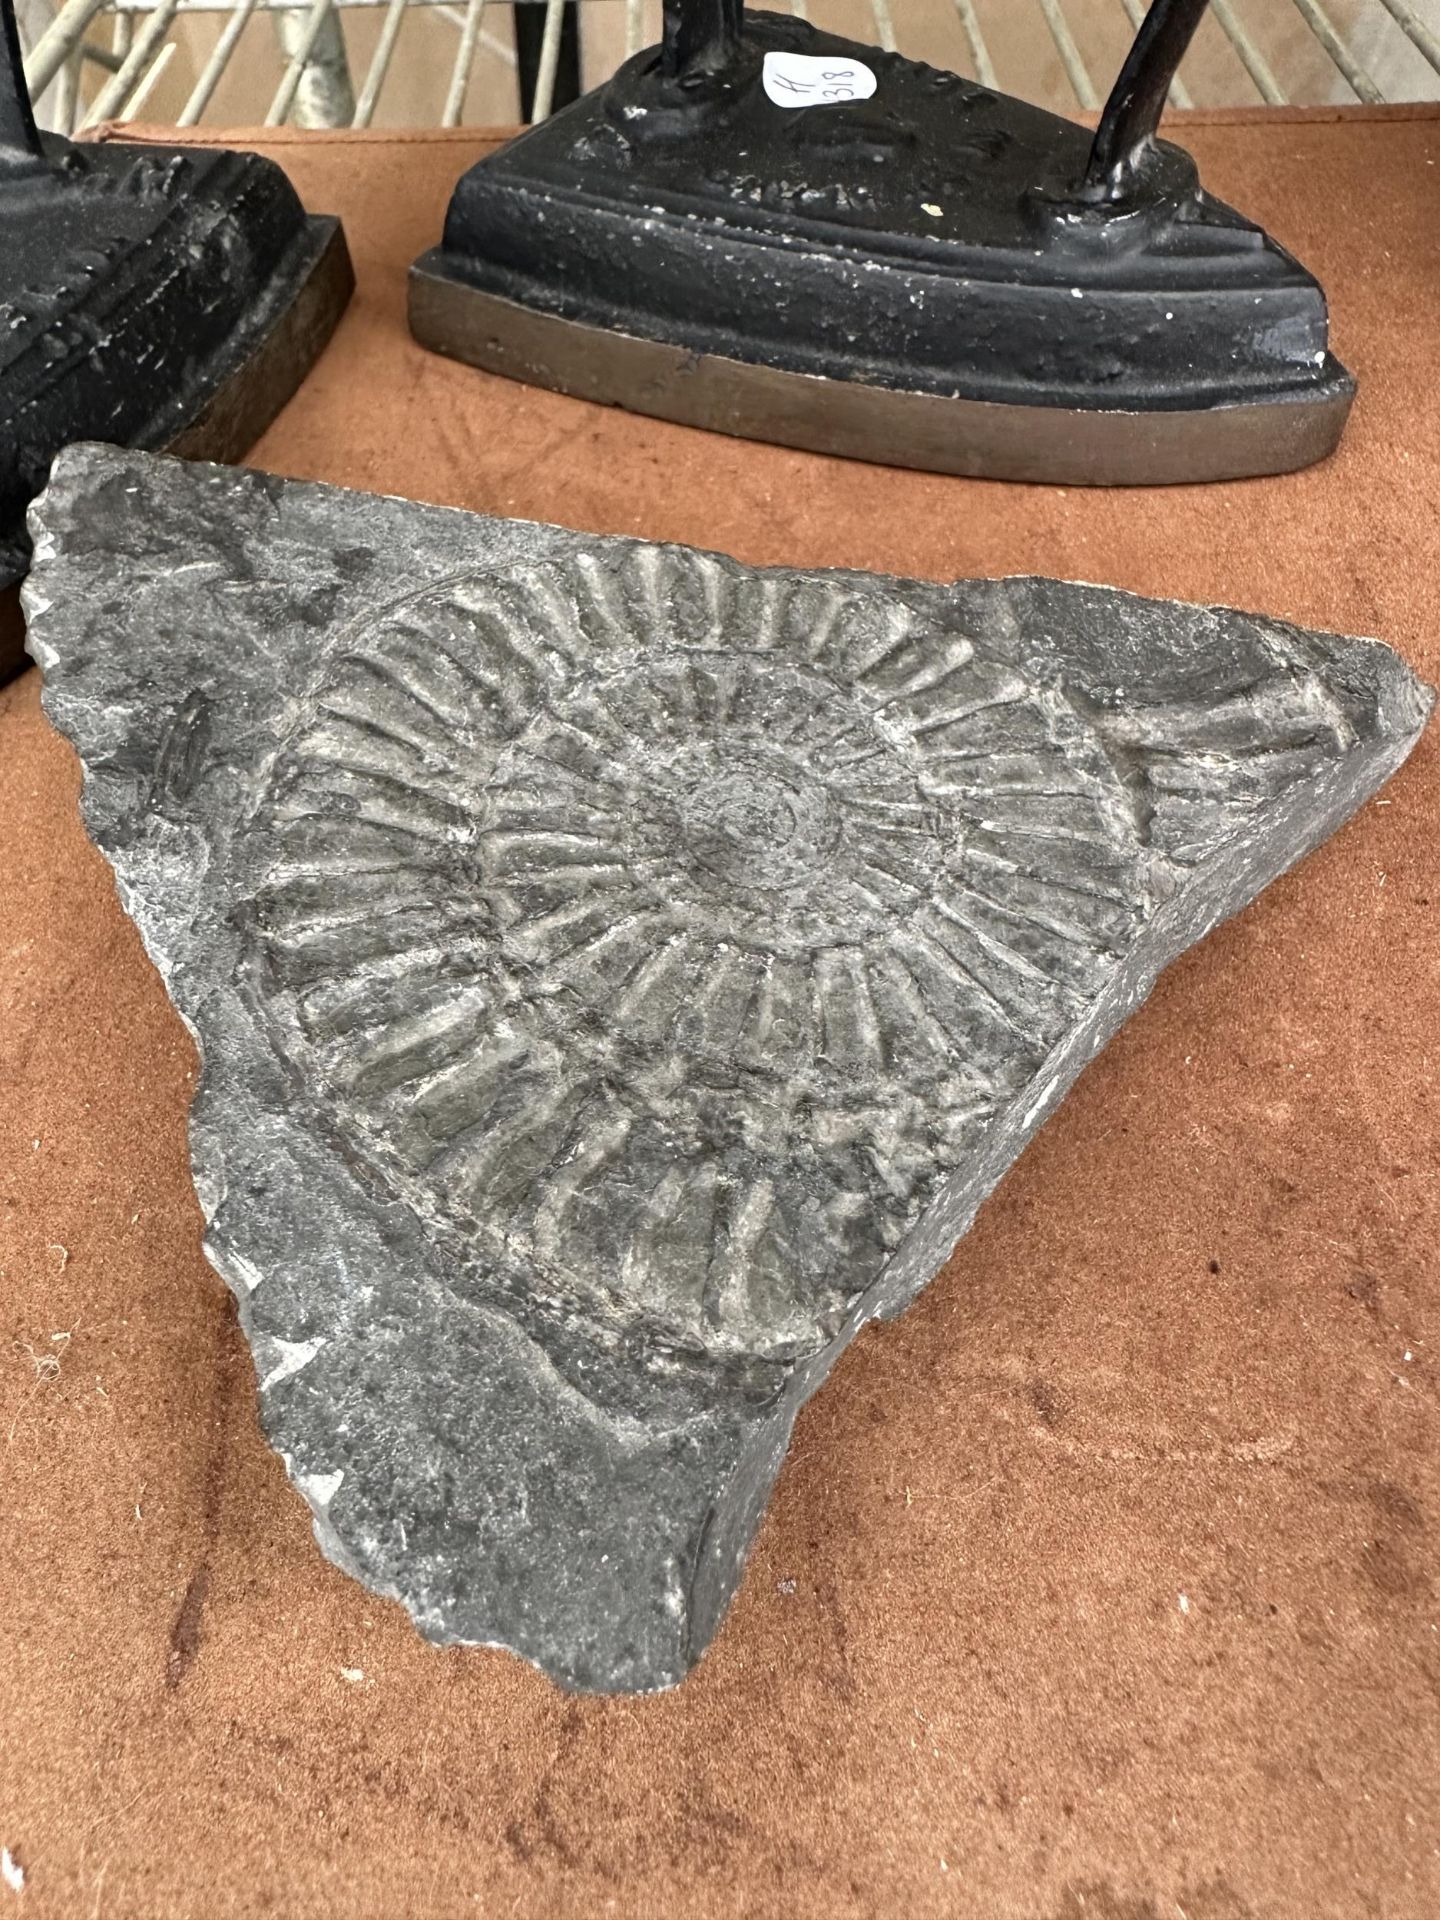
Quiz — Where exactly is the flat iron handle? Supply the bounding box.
[661,0,745,80]
[1086,0,1210,194]
[0,0,44,162]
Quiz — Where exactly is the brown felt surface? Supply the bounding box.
[2,112,1439,1919]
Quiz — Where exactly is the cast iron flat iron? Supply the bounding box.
[1,0,353,674]
[411,0,1353,487]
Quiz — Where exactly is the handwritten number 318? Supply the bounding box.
[773,68,860,99]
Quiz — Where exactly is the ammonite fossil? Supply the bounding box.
[29,448,1428,1690]
[248,548,1155,1360]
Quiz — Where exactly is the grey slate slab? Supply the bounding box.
[23,444,1432,1691]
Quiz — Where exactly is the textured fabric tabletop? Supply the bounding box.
[1,110,1437,1920]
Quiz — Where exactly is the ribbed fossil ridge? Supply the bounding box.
[24,445,1432,1691]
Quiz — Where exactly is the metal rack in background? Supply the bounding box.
[16,0,1440,133]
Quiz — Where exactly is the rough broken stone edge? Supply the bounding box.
[22,455,1435,1691]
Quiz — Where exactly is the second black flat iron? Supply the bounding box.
[411,0,1354,486]
[1,0,353,675]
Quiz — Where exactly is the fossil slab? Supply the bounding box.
[25,445,1431,1692]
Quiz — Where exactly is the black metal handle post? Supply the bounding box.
[1085,0,1210,196]
[661,0,745,81]
[0,0,43,162]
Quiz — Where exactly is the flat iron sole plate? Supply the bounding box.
[409,256,1354,490]
[2,215,354,682]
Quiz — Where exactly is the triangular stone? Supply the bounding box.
[25,445,1432,1692]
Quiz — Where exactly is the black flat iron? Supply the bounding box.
[1,0,353,675]
[411,0,1353,487]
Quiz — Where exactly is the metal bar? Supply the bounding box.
[869,0,897,54]
[1372,0,1440,77]
[21,0,108,98]
[52,44,81,131]
[1118,0,1193,108]
[177,0,257,123]
[1209,0,1285,103]
[351,0,405,122]
[22,0,1418,128]
[950,0,997,89]
[658,0,735,81]
[1037,0,1099,108]
[110,0,446,9]
[265,0,337,124]
[529,0,565,119]
[1287,0,1385,102]
[274,0,354,122]
[119,31,174,113]
[1088,0,1209,191]
[440,0,485,121]
[81,0,176,123]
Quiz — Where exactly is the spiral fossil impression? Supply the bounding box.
[250,547,1155,1360]
[28,449,1430,1691]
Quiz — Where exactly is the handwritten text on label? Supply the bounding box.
[761,50,878,109]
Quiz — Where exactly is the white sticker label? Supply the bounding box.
[761,50,878,109]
